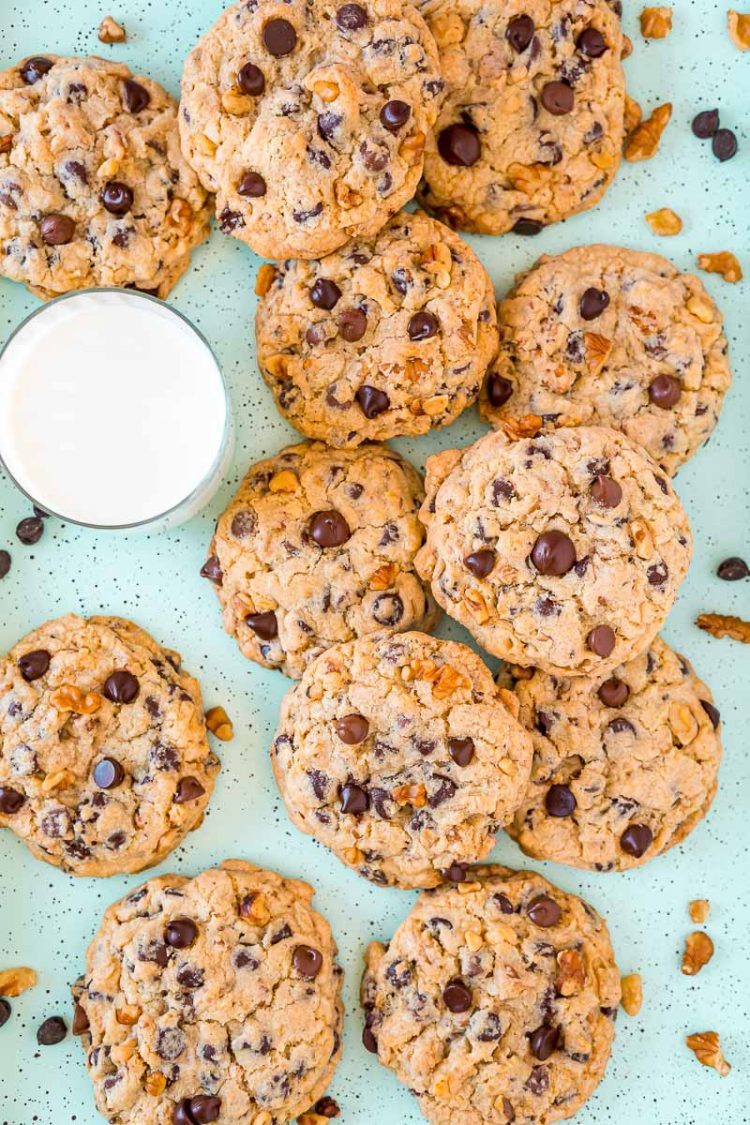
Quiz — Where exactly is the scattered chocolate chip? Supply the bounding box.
[487,372,513,407]
[464,549,495,578]
[0,999,10,1028]
[16,516,44,545]
[294,944,322,979]
[238,172,266,197]
[527,894,561,927]
[93,758,125,790]
[648,374,681,409]
[717,556,748,581]
[165,918,198,949]
[37,1016,67,1046]
[620,823,652,857]
[356,385,389,417]
[443,979,472,1013]
[700,699,720,729]
[0,550,10,579]
[237,62,265,95]
[545,784,576,817]
[0,787,25,814]
[174,776,206,804]
[587,624,615,657]
[380,100,410,132]
[102,182,133,215]
[577,27,607,56]
[335,714,369,744]
[597,677,629,707]
[438,123,481,167]
[200,555,223,585]
[338,308,367,342]
[340,782,369,814]
[692,108,719,138]
[579,287,609,320]
[512,218,543,235]
[541,81,574,115]
[245,611,278,640]
[506,14,535,52]
[337,2,367,30]
[19,649,50,681]
[590,475,622,508]
[122,78,150,113]
[311,278,342,309]
[71,1004,89,1035]
[529,1024,560,1060]
[263,18,297,55]
[531,530,576,576]
[448,737,475,766]
[21,56,53,84]
[712,128,737,162]
[309,509,351,548]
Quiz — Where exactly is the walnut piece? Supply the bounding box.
[624,94,643,134]
[696,612,750,643]
[392,783,427,807]
[255,264,277,297]
[645,207,683,235]
[240,892,271,925]
[205,705,234,741]
[498,414,543,441]
[98,15,127,43]
[50,684,101,715]
[728,9,750,48]
[621,32,634,57]
[268,470,299,493]
[369,563,398,591]
[584,332,612,373]
[682,931,714,975]
[0,966,38,997]
[689,899,710,924]
[556,949,586,996]
[697,251,743,283]
[0,135,12,154]
[145,1072,167,1096]
[620,973,643,1016]
[686,1031,731,1076]
[640,6,673,37]
[624,103,672,162]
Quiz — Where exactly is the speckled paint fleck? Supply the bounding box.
[0,2,748,1123]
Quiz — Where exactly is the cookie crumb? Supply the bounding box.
[696,612,750,643]
[640,6,673,37]
[624,103,672,161]
[689,898,710,923]
[205,705,234,741]
[0,966,37,997]
[697,251,743,283]
[620,973,643,1016]
[98,15,127,43]
[645,208,682,235]
[727,9,750,48]
[682,931,714,975]
[686,1031,731,1076]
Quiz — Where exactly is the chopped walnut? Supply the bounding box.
[0,966,38,997]
[221,88,254,115]
[686,1031,731,1076]
[240,892,271,925]
[144,1072,167,1096]
[584,332,612,374]
[268,470,299,493]
[98,15,127,42]
[682,931,714,975]
[115,1003,141,1025]
[255,264,277,297]
[620,973,643,1016]
[312,80,340,102]
[624,94,643,134]
[689,899,710,924]
[298,1116,330,1125]
[640,6,673,37]
[728,9,750,48]
[369,563,398,591]
[0,135,12,154]
[462,588,490,624]
[697,612,750,643]
[50,684,101,715]
[697,251,743,283]
[399,132,426,164]
[624,103,672,162]
[392,783,427,807]
[499,414,543,441]
[556,949,586,996]
[507,162,553,193]
[205,706,233,741]
[645,207,682,235]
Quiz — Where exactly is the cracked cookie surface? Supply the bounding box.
[179,0,443,259]
[361,865,620,1125]
[204,441,438,679]
[74,860,343,1124]
[480,245,732,475]
[506,636,722,871]
[416,0,625,235]
[272,632,533,888]
[0,55,211,299]
[0,614,219,877]
[415,425,692,677]
[255,209,498,445]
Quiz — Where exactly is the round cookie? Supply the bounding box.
[361,865,621,1125]
[73,860,343,1124]
[202,441,439,679]
[416,0,625,235]
[272,632,533,888]
[506,637,722,871]
[0,56,211,299]
[480,245,732,475]
[415,425,692,677]
[0,614,219,877]
[179,0,444,260]
[255,209,498,445]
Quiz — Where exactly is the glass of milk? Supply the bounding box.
[0,289,233,532]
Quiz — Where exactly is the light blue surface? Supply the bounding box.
[0,2,748,1123]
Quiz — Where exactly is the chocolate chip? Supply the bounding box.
[464,549,495,578]
[187,1097,221,1124]
[103,670,139,703]
[362,1025,378,1052]
[174,776,206,803]
[340,782,369,814]
[717,556,748,581]
[231,511,256,539]
[577,28,607,56]
[700,699,720,729]
[356,385,389,417]
[579,287,609,320]
[506,14,535,51]
[71,1004,89,1035]
[122,78,150,113]
[487,372,513,407]
[40,211,76,249]
[597,677,629,706]
[165,918,198,949]
[293,944,322,979]
[647,562,668,586]
[0,999,10,1027]
[335,714,369,744]
[590,474,622,508]
[246,611,278,640]
[37,1016,67,1046]
[102,182,133,215]
[311,278,342,309]
[448,737,475,766]
[16,516,44,544]
[200,555,223,585]
[541,81,573,115]
[313,1097,340,1119]
[237,62,265,95]
[0,787,25,814]
[238,172,266,197]
[21,56,53,85]
[437,123,481,167]
[692,108,719,138]
[93,758,125,790]
[648,374,681,409]
[587,625,615,657]
[19,649,50,681]
[337,2,367,29]
[309,509,351,548]
[712,128,738,162]
[443,979,472,1013]
[407,310,439,340]
[173,1100,194,1125]
[219,207,245,232]
[620,823,652,857]
[529,1024,560,1060]
[338,308,367,341]
[531,530,576,576]
[263,18,297,56]
[380,100,410,132]
[527,894,561,927]
[372,593,403,626]
[545,784,576,817]
[0,550,10,579]
[512,218,543,235]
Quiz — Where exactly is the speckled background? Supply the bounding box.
[0,1,748,1122]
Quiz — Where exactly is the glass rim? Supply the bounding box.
[0,287,232,531]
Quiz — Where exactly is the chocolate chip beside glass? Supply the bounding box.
[37,1016,67,1046]
[21,56,53,84]
[103,670,140,703]
[437,123,481,167]
[174,776,206,803]
[506,14,535,52]
[293,944,323,979]
[529,1024,560,1060]
[0,550,10,579]
[336,2,367,30]
[541,81,574,116]
[263,18,297,56]
[597,676,629,707]
[237,62,265,95]
[580,287,609,320]
[16,516,44,545]
[19,649,50,681]
[380,100,410,132]
[590,474,622,508]
[238,172,266,197]
[340,782,369,814]
[526,894,561,927]
[309,509,351,548]
[712,128,737,162]
[93,758,125,790]
[0,787,25,814]
[464,549,495,578]
[443,979,472,1013]
[356,385,389,418]
[620,823,652,857]
[531,530,576,576]
[692,108,719,139]
[648,373,681,409]
[338,308,367,342]
[335,714,369,744]
[487,372,513,407]
[246,611,278,640]
[717,556,749,581]
[122,78,150,113]
[39,213,76,246]
[165,917,198,949]
[577,28,607,56]
[311,278,342,309]
[407,311,438,340]
[587,624,615,658]
[545,784,576,817]
[448,737,475,766]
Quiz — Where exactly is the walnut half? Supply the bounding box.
[640,6,673,37]
[0,966,38,997]
[686,1031,731,1076]
[697,251,743,283]
[727,9,750,48]
[624,103,672,162]
[682,931,714,975]
[696,612,750,643]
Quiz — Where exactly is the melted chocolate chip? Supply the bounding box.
[237,62,265,95]
[238,172,266,197]
[103,670,139,704]
[93,758,124,790]
[590,474,622,508]
[372,593,403,626]
[530,530,576,576]
[311,278,342,309]
[293,944,322,979]
[620,823,652,857]
[545,784,576,817]
[380,100,410,131]
[443,979,472,1012]
[577,27,607,56]
[464,549,495,578]
[263,18,297,56]
[335,714,369,744]
[102,182,133,215]
[407,310,439,340]
[506,14,535,51]
[340,783,369,814]
[587,625,615,658]
[187,1096,221,1124]
[40,214,75,246]
[448,737,475,766]
[122,78,150,113]
[649,374,681,409]
[0,787,25,814]
[356,385,389,417]
[700,699,720,729]
[165,918,198,949]
[597,677,629,707]
[19,649,50,681]
[336,2,368,30]
[309,509,351,548]
[438,123,480,166]
[579,287,609,320]
[487,372,513,407]
[246,612,278,640]
[174,777,206,804]
[527,894,561,927]
[338,308,367,341]
[541,81,573,115]
[21,57,53,84]
[529,1024,560,1060]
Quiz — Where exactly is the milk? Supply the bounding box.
[0,291,231,529]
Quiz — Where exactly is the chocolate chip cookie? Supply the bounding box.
[179,0,443,260]
[203,441,438,678]
[255,209,498,444]
[0,56,211,299]
[73,860,343,1123]
[0,614,219,876]
[506,637,722,871]
[272,632,532,888]
[361,865,621,1124]
[480,245,732,475]
[416,0,625,235]
[415,425,692,677]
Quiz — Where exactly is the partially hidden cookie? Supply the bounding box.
[416,0,625,235]
[272,632,533,888]
[506,636,722,871]
[361,865,621,1124]
[255,209,498,445]
[179,0,443,259]
[202,442,438,678]
[415,425,692,677]
[0,614,219,877]
[73,860,343,1123]
[480,245,732,475]
[0,56,211,299]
